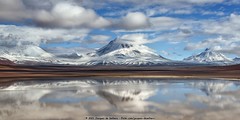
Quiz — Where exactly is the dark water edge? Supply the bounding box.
[0,78,240,120]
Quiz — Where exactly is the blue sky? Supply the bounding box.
[0,0,240,60]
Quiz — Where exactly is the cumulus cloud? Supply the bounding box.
[184,37,225,51]
[217,46,240,56]
[22,0,54,10]
[150,17,182,31]
[203,14,240,36]
[149,24,194,44]
[184,14,240,56]
[114,16,183,32]
[114,12,150,30]
[0,0,30,21]
[120,34,156,45]
[152,31,191,44]
[33,2,111,28]
[0,1,110,29]
[84,35,111,44]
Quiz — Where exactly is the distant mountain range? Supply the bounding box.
[183,48,233,64]
[0,39,239,66]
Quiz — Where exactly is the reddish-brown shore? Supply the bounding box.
[0,64,240,84]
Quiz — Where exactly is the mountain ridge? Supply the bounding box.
[183,48,232,63]
[0,39,238,66]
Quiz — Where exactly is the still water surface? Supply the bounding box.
[0,78,240,120]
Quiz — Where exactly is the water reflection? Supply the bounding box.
[188,80,233,96]
[0,78,240,120]
[97,86,158,113]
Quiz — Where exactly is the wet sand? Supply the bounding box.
[0,64,240,84]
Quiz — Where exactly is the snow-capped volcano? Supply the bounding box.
[97,39,161,57]
[86,38,169,65]
[183,48,232,63]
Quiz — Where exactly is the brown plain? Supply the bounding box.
[0,64,240,85]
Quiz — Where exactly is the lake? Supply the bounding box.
[0,78,240,120]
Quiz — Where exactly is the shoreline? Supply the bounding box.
[0,64,240,85]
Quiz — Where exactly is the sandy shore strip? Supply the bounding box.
[0,64,240,85]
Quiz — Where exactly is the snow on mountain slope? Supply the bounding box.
[183,48,232,63]
[0,45,52,58]
[233,57,240,64]
[85,38,169,65]
[41,38,169,65]
[0,45,54,63]
[97,39,161,57]
[0,57,14,65]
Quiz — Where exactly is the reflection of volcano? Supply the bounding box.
[97,87,158,113]
[189,81,232,96]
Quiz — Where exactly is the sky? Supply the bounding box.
[0,0,240,60]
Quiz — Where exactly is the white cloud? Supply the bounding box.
[184,14,240,56]
[85,35,112,44]
[184,37,226,50]
[146,8,170,16]
[203,14,240,37]
[115,12,150,30]
[114,15,183,32]
[217,46,240,56]
[0,0,30,21]
[150,17,182,31]
[152,29,192,44]
[0,1,111,29]
[201,11,225,16]
[120,34,155,45]
[160,50,170,56]
[33,2,111,28]
[173,9,193,14]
